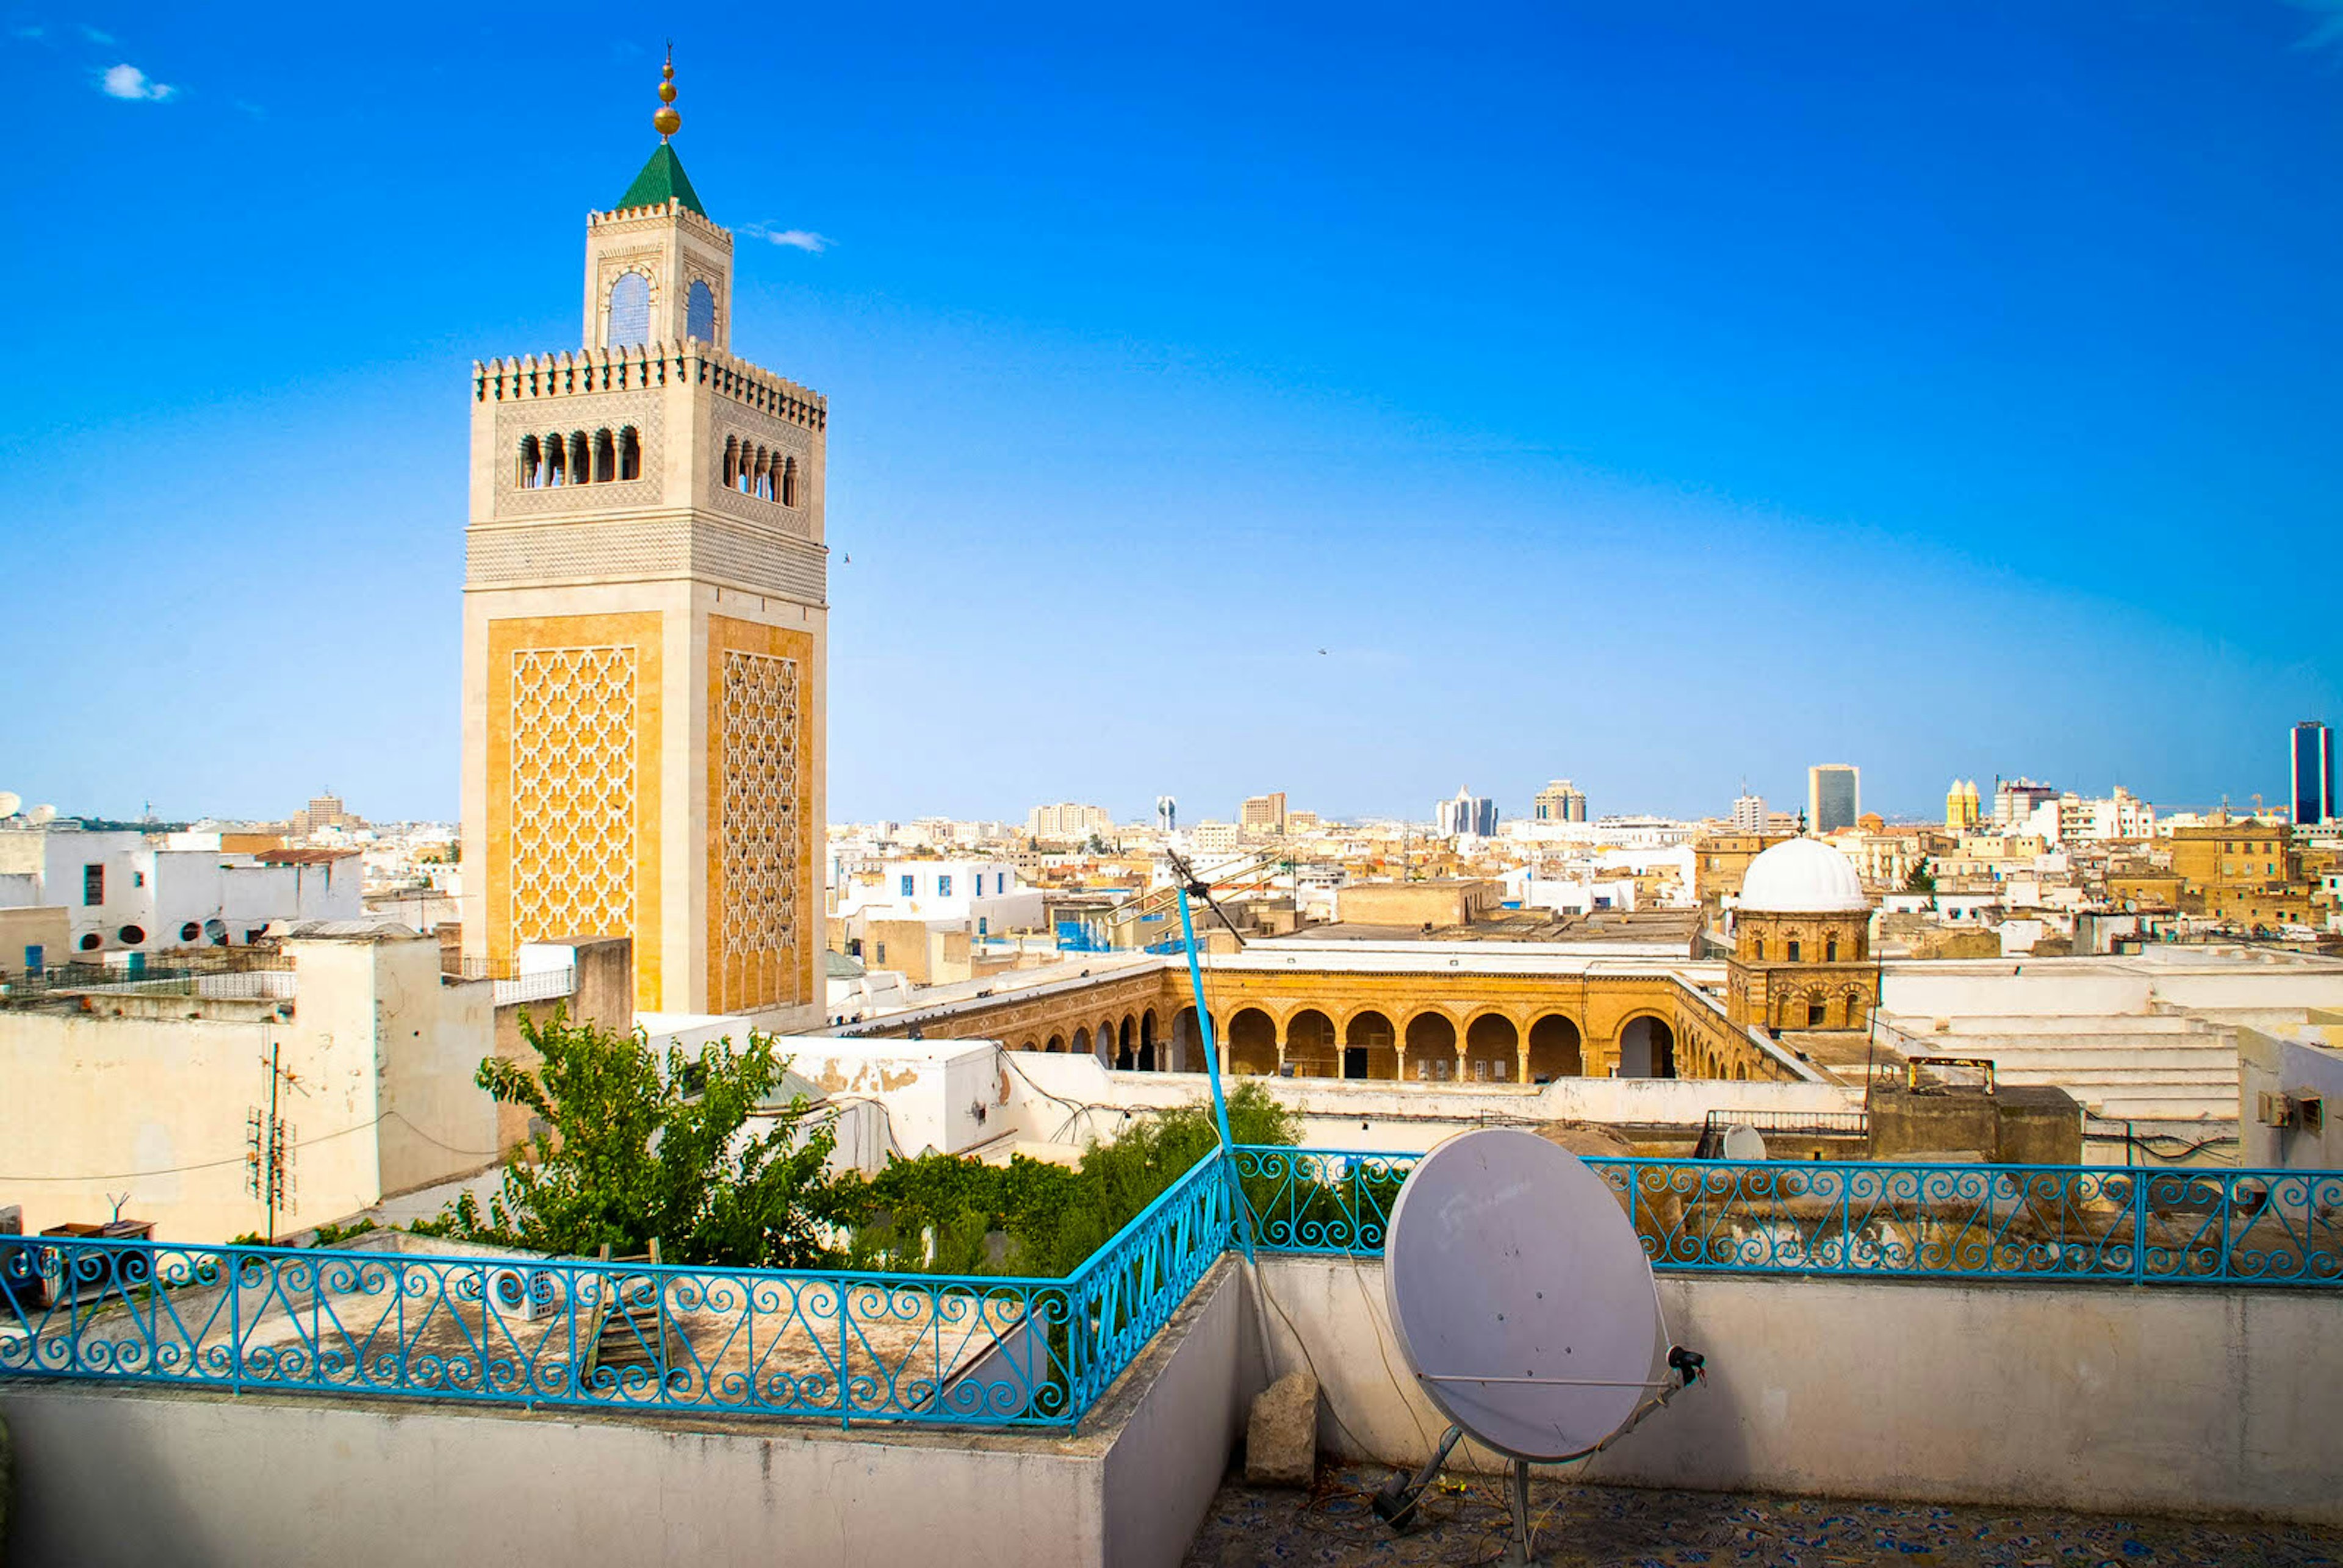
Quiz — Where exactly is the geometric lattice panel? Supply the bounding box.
[509,646,638,945]
[716,648,799,1011]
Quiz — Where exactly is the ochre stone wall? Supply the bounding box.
[849,965,1796,1084]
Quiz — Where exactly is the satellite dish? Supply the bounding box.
[0,791,18,819]
[1375,1127,1705,1559]
[27,804,56,825]
[1719,1123,1768,1162]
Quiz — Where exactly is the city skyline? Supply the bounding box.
[4,4,2338,824]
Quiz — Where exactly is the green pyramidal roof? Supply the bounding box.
[617,143,707,218]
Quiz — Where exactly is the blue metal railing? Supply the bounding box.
[1228,1146,2343,1287]
[9,1146,2335,1433]
[0,1149,1237,1431]
[0,1236,1089,1425]
[1064,1146,1236,1413]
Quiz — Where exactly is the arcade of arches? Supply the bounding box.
[843,963,1799,1084]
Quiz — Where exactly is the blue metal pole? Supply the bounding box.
[1177,884,1254,1262]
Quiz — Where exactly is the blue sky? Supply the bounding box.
[1,2,2337,826]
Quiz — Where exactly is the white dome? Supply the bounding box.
[1740,838,1870,913]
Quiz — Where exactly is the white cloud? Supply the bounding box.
[80,23,112,42]
[745,222,838,254]
[99,60,173,100]
[10,24,45,40]
[759,227,834,251]
[2291,0,2343,55]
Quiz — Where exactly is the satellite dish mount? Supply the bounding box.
[1373,1127,1711,1563]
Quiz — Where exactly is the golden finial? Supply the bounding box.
[653,44,681,140]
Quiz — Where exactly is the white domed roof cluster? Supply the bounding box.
[1740,838,1871,914]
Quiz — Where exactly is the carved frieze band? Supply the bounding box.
[466,517,827,605]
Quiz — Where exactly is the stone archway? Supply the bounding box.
[1046,1033,1066,1054]
[1527,1015,1582,1081]
[1618,1015,1677,1079]
[1463,1014,1519,1083]
[1228,1009,1278,1076]
[1172,1006,1200,1073]
[1345,1009,1398,1080]
[1284,1009,1339,1078]
[1071,1026,1091,1057]
[1404,1012,1458,1082]
[1139,1010,1158,1071]
[1117,1014,1138,1071]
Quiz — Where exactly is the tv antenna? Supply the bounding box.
[245,1037,309,1242]
[1373,1127,1707,1562]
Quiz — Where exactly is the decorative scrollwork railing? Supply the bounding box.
[0,1237,1081,1426]
[1064,1146,1236,1414]
[1229,1147,2343,1287]
[10,1148,2332,1432]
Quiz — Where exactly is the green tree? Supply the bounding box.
[434,1010,838,1268]
[1905,861,1936,894]
[827,1082,1298,1277]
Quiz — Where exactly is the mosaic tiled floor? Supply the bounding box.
[1182,1465,2343,1567]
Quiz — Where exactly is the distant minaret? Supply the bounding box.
[460,52,829,1027]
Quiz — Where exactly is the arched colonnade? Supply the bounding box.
[1148,1004,1691,1083]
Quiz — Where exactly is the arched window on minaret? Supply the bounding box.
[686,279,716,343]
[617,426,641,480]
[782,454,799,506]
[594,428,616,482]
[754,446,771,499]
[721,434,738,489]
[569,431,592,485]
[608,272,650,348]
[545,431,567,486]
[517,434,542,488]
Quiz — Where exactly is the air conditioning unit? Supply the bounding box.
[2257,1091,2295,1129]
[488,1266,561,1322]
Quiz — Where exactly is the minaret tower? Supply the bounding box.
[461,54,827,1027]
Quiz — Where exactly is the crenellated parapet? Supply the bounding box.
[588,196,733,248]
[472,342,826,431]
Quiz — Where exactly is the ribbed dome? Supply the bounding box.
[1740,838,1870,913]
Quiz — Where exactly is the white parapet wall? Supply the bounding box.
[1251,1252,2343,1524]
[999,1050,1860,1153]
[0,1259,1255,1568]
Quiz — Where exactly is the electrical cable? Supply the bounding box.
[0,1111,401,1182]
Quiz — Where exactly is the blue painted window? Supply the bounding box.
[938,875,952,897]
[607,273,650,347]
[687,279,716,341]
[900,874,915,897]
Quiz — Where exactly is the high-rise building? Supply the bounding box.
[1807,765,1859,835]
[1943,779,1981,832]
[1732,793,1767,834]
[1533,780,1588,823]
[2294,721,2334,826]
[290,792,358,839]
[1239,793,1288,834]
[1028,803,1114,840]
[460,59,827,1027]
[1435,788,1499,838]
[1992,778,2059,830]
